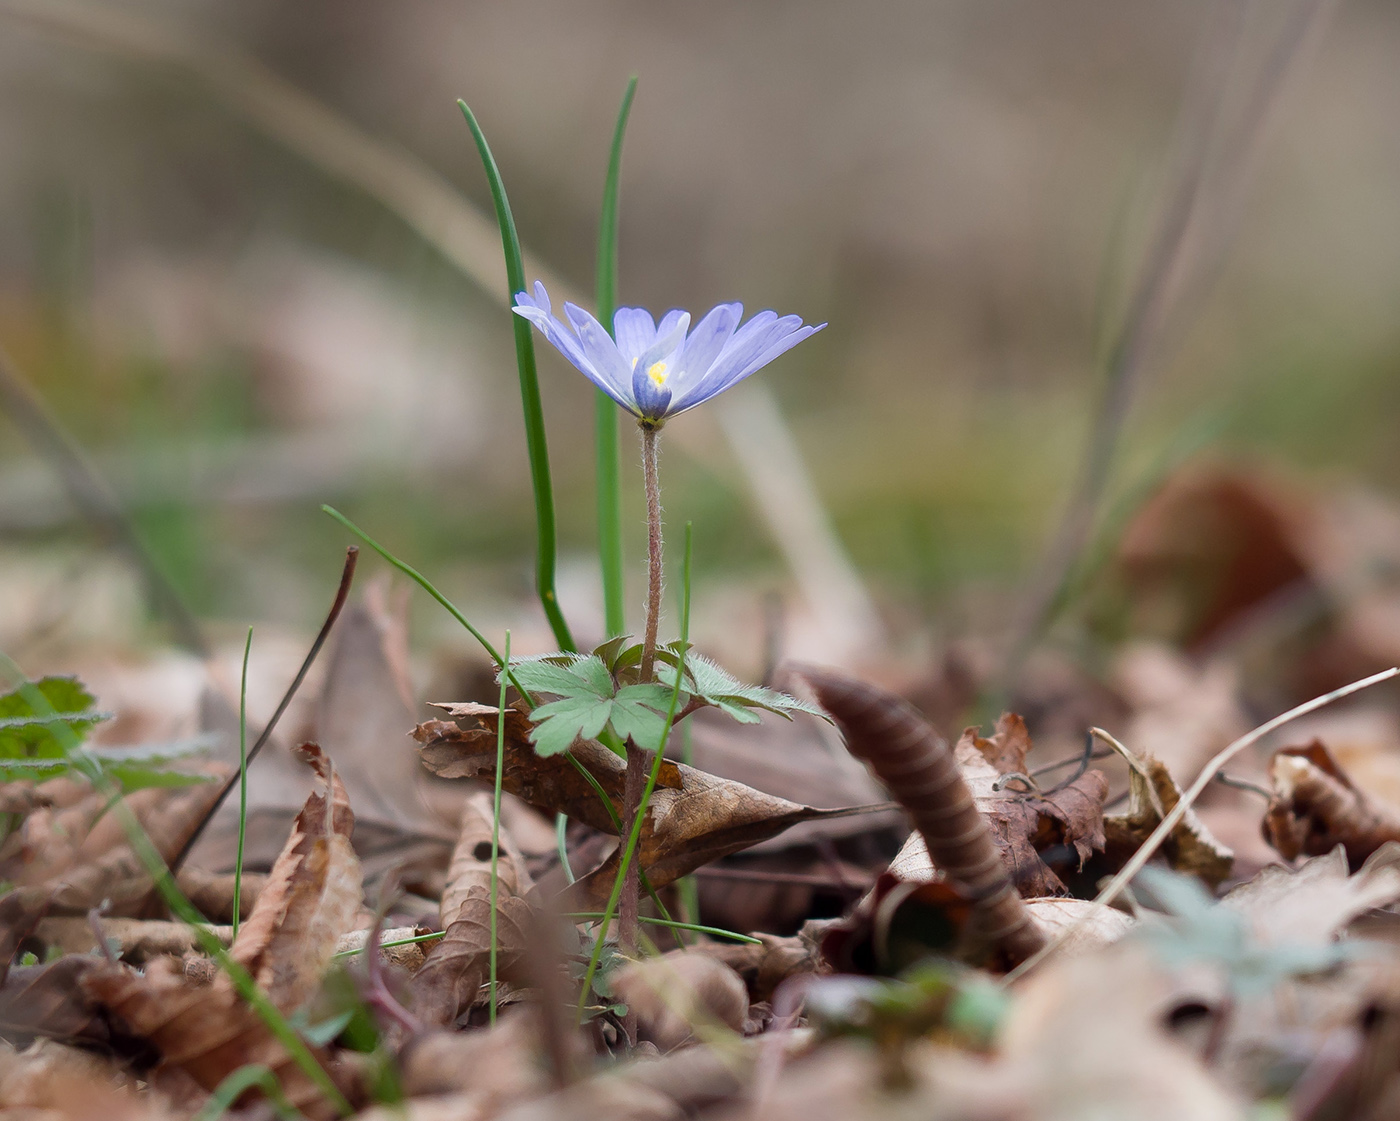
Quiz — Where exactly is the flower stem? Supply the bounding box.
[639,423,663,682]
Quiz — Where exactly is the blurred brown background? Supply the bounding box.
[1,0,1398,678]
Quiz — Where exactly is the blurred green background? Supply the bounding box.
[2,0,1398,672]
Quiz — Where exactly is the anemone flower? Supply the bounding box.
[512,281,824,429]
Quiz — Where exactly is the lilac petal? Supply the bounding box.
[675,303,741,382]
[514,305,635,411]
[672,312,787,407]
[636,311,691,373]
[532,281,552,314]
[720,323,824,391]
[613,307,657,367]
[673,319,824,414]
[563,302,634,384]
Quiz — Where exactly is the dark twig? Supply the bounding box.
[0,343,209,657]
[167,547,359,875]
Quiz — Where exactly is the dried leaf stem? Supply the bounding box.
[1004,665,1400,985]
[800,667,1046,966]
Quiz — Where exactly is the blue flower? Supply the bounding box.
[513,282,825,427]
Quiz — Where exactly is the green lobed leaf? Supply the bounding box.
[0,676,108,758]
[659,654,829,723]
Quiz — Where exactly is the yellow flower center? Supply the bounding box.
[647,361,669,387]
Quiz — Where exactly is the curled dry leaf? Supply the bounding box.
[83,743,362,1118]
[1101,742,1233,887]
[174,865,267,925]
[953,715,1108,896]
[796,667,1045,967]
[1263,740,1400,869]
[336,925,432,972]
[228,742,363,1011]
[409,883,532,1027]
[414,706,883,909]
[440,791,534,927]
[610,950,750,1052]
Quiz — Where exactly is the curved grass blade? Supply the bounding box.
[489,630,510,1025]
[458,100,575,653]
[594,77,638,639]
[193,1064,300,1121]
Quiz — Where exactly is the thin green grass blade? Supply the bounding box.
[594,76,637,639]
[0,653,351,1117]
[458,100,575,653]
[556,810,576,884]
[233,626,252,939]
[193,1064,301,1121]
[566,913,760,945]
[489,630,509,1025]
[577,522,693,1020]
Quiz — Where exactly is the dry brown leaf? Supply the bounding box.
[174,866,267,925]
[0,792,108,888]
[414,706,882,909]
[229,742,362,1011]
[440,792,533,927]
[954,715,1108,897]
[34,917,232,964]
[1263,740,1400,868]
[1220,843,1400,948]
[335,926,431,972]
[409,883,532,1027]
[81,745,363,1118]
[0,1038,163,1121]
[610,950,749,1052]
[0,958,113,1049]
[0,888,49,985]
[44,774,229,917]
[1101,747,1234,887]
[85,955,344,1119]
[693,930,827,1001]
[399,1012,567,1101]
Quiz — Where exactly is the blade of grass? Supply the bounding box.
[594,76,637,639]
[489,630,509,1025]
[565,913,760,946]
[576,522,694,1021]
[556,811,576,885]
[232,626,252,939]
[194,1064,301,1121]
[0,652,352,1117]
[458,99,575,654]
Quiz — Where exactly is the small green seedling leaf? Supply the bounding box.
[659,652,829,724]
[0,676,108,758]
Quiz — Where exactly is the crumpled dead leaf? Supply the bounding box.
[440,792,534,928]
[83,743,362,1118]
[1100,739,1234,887]
[414,705,883,909]
[409,883,532,1027]
[1263,740,1400,868]
[953,715,1108,897]
[0,1038,163,1120]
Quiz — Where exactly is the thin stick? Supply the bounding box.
[1004,666,1400,985]
[231,626,252,939]
[168,547,358,875]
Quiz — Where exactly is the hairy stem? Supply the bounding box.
[639,424,664,682]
